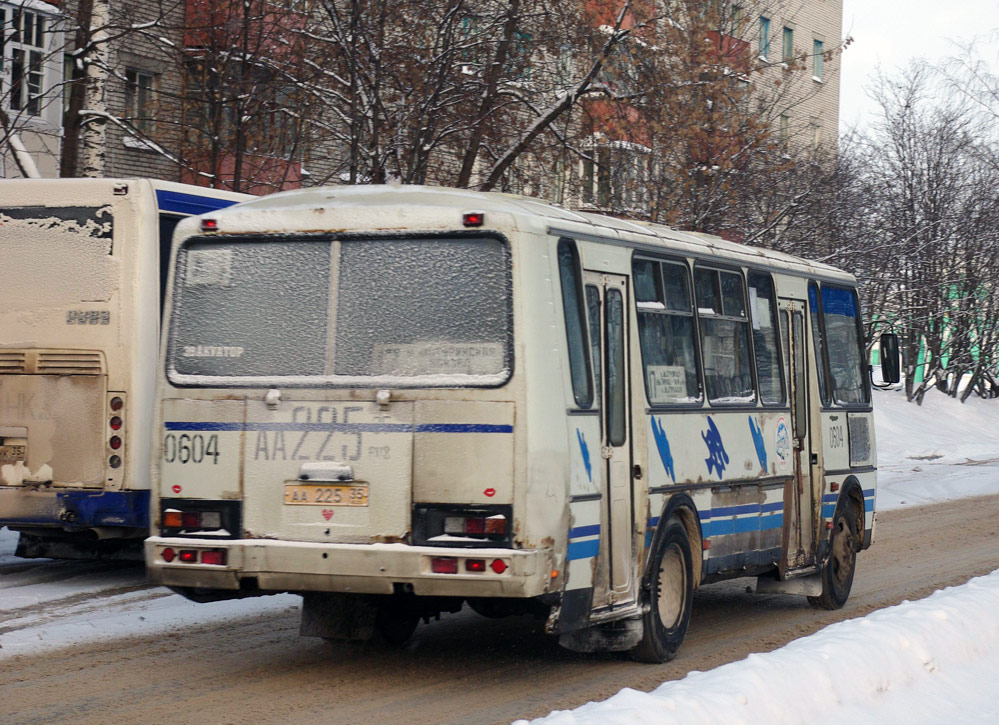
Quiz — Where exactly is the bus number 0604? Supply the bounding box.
[163,433,220,465]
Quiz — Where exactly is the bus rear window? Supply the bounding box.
[167,235,511,387]
[0,206,115,313]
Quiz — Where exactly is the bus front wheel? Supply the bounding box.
[808,503,858,610]
[630,515,693,663]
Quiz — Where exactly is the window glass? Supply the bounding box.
[606,288,626,446]
[169,236,511,386]
[586,285,602,410]
[782,26,794,63]
[634,258,700,404]
[633,259,659,303]
[821,286,869,405]
[748,272,784,405]
[697,267,755,404]
[695,267,720,314]
[808,282,830,405]
[758,16,770,57]
[813,39,823,79]
[557,239,593,407]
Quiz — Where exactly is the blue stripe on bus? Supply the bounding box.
[164,421,513,434]
[569,524,600,539]
[156,190,242,216]
[702,513,783,537]
[1,490,150,529]
[567,538,600,561]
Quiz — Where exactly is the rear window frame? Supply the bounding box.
[164,230,514,389]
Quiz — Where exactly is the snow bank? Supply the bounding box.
[518,570,999,724]
[874,387,999,509]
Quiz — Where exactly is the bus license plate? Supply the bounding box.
[283,484,368,507]
[0,444,26,462]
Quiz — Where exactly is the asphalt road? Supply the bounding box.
[2,494,998,724]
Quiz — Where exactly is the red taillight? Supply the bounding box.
[109,436,122,450]
[490,559,507,574]
[201,550,226,566]
[465,559,486,572]
[179,550,197,563]
[431,557,458,574]
[181,511,201,528]
[162,547,175,562]
[109,416,122,431]
[462,211,484,227]
[201,218,218,232]
[110,396,124,411]
[464,517,486,535]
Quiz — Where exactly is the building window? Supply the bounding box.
[758,16,770,58]
[125,69,155,133]
[813,39,823,80]
[779,114,789,145]
[782,26,794,64]
[5,8,47,116]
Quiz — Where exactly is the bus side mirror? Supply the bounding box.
[879,333,900,384]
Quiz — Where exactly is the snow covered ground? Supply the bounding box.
[2,386,999,722]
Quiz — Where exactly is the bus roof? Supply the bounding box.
[202,184,855,284]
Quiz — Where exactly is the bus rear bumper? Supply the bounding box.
[0,487,149,531]
[145,536,552,599]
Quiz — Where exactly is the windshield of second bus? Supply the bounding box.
[167,235,512,387]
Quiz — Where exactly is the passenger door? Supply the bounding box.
[584,272,634,608]
[779,299,816,572]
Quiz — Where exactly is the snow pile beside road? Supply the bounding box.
[519,570,999,724]
[875,387,999,509]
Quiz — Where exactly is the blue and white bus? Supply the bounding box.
[145,186,898,660]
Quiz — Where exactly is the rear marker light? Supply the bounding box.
[201,550,226,566]
[201,218,219,232]
[110,397,124,411]
[179,550,197,563]
[109,416,122,431]
[466,559,486,572]
[462,211,485,227]
[163,511,182,528]
[162,547,175,563]
[432,557,458,575]
[490,559,507,574]
[108,455,122,469]
[109,436,122,450]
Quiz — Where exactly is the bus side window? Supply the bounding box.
[821,285,869,406]
[695,267,756,404]
[748,271,785,405]
[633,258,700,405]
[158,214,182,318]
[807,282,831,406]
[586,285,602,411]
[557,239,593,408]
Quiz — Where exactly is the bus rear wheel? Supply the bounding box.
[630,515,693,663]
[808,503,858,610]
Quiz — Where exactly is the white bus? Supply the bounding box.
[146,186,899,660]
[0,179,249,559]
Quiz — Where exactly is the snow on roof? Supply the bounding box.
[208,184,852,282]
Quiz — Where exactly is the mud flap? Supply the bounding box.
[300,592,378,641]
[558,616,643,653]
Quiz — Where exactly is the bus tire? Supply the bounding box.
[630,515,693,663]
[808,502,858,610]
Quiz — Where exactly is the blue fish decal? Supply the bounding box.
[702,417,729,477]
[576,428,592,482]
[749,416,767,471]
[651,416,675,482]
